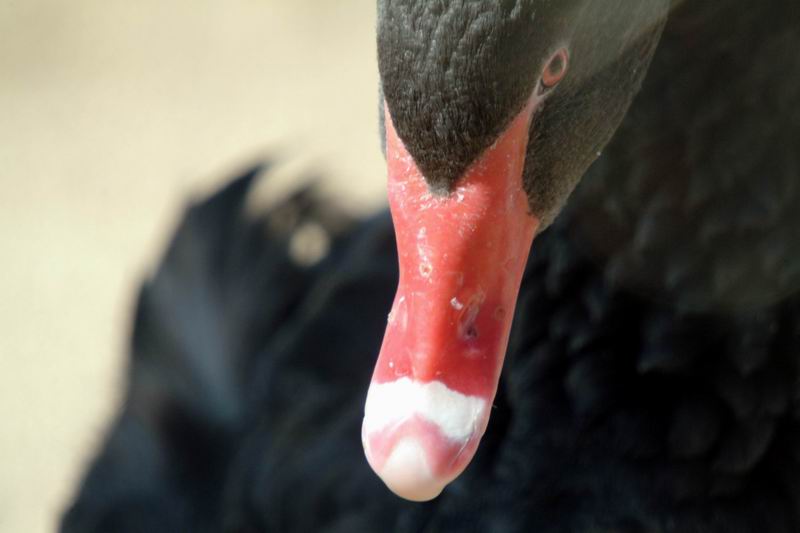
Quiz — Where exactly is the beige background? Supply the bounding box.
[0,2,385,532]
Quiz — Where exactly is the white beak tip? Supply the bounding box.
[368,438,447,502]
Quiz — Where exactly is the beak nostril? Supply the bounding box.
[458,292,484,341]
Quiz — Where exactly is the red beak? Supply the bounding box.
[362,97,542,500]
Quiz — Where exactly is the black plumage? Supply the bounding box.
[379,0,669,226]
[62,1,800,532]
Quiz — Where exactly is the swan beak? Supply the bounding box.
[363,99,540,501]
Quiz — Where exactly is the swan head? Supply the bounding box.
[364,0,670,501]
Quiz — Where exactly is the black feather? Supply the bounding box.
[62,1,800,532]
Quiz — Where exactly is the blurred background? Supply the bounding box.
[0,2,384,531]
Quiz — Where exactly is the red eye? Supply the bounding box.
[541,48,569,90]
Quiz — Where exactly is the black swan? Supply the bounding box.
[62,1,800,531]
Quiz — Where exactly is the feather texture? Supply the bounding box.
[62,1,800,531]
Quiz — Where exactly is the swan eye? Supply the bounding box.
[540,48,569,90]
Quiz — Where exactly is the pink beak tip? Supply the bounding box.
[363,436,448,502]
